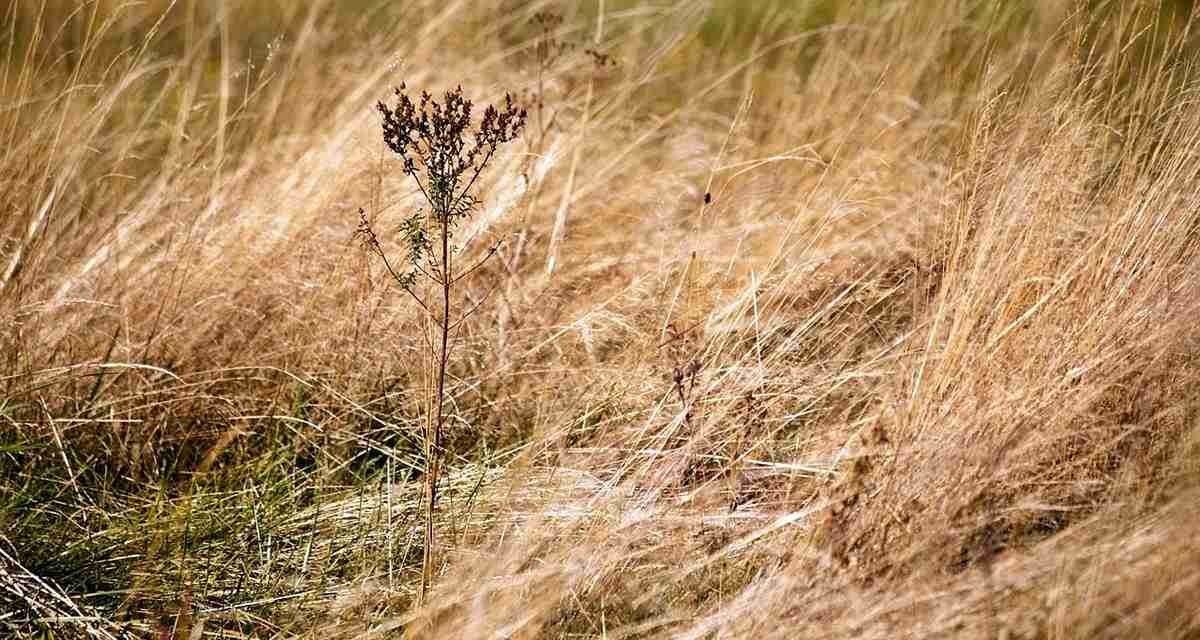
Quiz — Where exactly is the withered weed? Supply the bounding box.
[357,82,526,604]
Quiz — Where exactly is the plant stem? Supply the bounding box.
[420,207,453,604]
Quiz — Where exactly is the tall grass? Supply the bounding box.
[2,0,1199,637]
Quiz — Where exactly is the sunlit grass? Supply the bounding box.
[3,0,1200,637]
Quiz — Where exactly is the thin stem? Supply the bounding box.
[450,242,501,286]
[373,245,432,315]
[420,196,454,605]
[449,280,499,333]
[452,148,496,210]
[408,170,437,217]
[412,258,437,284]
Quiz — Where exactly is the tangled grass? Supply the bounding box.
[3,0,1200,637]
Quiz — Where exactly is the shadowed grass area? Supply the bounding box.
[3,0,1200,638]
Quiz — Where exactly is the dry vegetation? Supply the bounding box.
[3,0,1200,638]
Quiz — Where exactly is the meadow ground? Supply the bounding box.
[3,0,1200,637]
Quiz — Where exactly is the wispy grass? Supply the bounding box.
[3,0,1200,638]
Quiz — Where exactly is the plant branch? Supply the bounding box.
[450,241,502,286]
[449,281,500,333]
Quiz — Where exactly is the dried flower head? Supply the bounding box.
[377,83,526,215]
[364,84,527,289]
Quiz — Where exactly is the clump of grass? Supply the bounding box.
[357,82,526,604]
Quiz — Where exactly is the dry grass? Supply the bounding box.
[3,0,1200,637]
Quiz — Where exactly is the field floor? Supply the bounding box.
[3,1,1200,638]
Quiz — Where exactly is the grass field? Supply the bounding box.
[3,0,1200,637]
